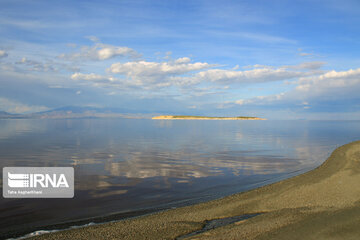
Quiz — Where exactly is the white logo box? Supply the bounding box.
[3,167,74,198]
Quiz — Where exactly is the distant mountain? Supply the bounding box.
[38,106,159,114]
[0,106,181,119]
[0,111,10,115]
[38,106,105,114]
[25,106,152,119]
[0,111,23,119]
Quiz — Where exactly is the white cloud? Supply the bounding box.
[297,48,314,57]
[73,59,328,95]
[176,67,307,85]
[245,62,325,71]
[85,35,100,42]
[71,72,115,83]
[0,97,49,114]
[71,57,213,91]
[243,64,273,69]
[299,52,313,57]
[232,67,360,107]
[174,57,191,64]
[235,94,284,106]
[15,57,57,72]
[235,99,246,105]
[0,19,50,29]
[97,47,135,60]
[59,42,140,61]
[296,68,360,95]
[172,62,325,87]
[205,29,296,44]
[238,32,296,44]
[108,58,213,88]
[287,61,326,70]
[109,58,211,76]
[0,50,8,58]
[318,68,360,80]
[71,72,135,90]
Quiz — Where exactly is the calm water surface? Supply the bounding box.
[0,119,359,238]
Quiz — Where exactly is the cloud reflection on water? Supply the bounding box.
[1,119,358,235]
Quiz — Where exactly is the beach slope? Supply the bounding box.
[31,141,360,240]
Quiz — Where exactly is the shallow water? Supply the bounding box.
[0,119,359,238]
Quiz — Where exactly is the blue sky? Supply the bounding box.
[1,0,360,119]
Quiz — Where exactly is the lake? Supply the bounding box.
[0,119,359,238]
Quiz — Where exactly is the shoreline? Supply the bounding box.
[8,168,304,240]
[29,141,360,239]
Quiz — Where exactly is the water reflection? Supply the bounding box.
[0,119,359,238]
[0,119,45,140]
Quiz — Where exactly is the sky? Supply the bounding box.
[1,0,360,119]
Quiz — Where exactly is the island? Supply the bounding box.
[152,115,266,120]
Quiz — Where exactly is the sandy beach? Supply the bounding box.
[30,141,360,240]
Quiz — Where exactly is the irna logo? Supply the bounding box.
[3,167,74,198]
[8,172,69,188]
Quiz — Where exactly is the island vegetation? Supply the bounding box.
[152,115,266,120]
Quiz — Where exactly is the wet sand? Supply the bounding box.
[31,141,360,240]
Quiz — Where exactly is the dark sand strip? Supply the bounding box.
[30,141,360,240]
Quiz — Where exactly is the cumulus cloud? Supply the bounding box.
[0,97,49,114]
[232,67,360,108]
[172,66,309,86]
[242,64,272,69]
[71,72,136,90]
[195,68,305,84]
[235,93,286,106]
[107,58,213,88]
[72,58,328,95]
[71,72,115,83]
[296,68,360,95]
[174,57,191,64]
[109,59,211,76]
[71,57,213,91]
[108,60,317,88]
[59,42,140,61]
[0,50,8,58]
